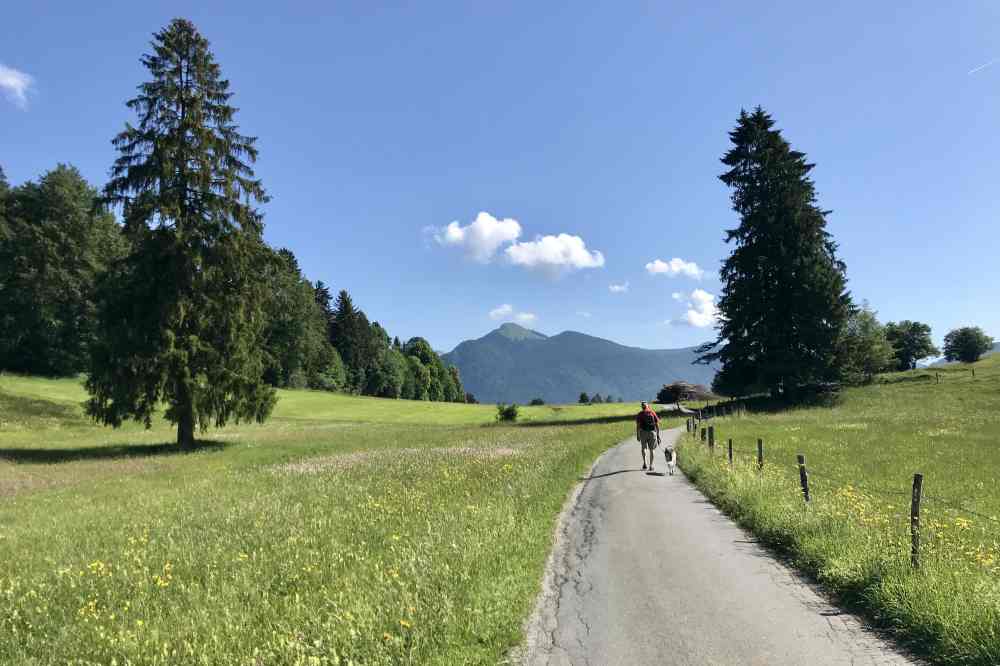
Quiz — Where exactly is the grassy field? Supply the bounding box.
[0,375,649,664]
[679,355,1000,665]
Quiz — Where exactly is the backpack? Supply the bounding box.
[639,409,657,431]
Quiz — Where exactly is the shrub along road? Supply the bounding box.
[517,427,917,665]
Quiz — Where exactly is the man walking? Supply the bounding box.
[636,401,661,471]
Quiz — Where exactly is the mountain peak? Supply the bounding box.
[493,322,547,341]
[443,326,716,404]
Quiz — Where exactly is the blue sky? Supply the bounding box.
[3,2,999,353]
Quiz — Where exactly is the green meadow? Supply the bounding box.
[0,375,648,665]
[679,354,1000,665]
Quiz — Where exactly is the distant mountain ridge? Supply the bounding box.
[443,323,717,404]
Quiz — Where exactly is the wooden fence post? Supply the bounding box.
[757,439,764,470]
[728,439,733,467]
[700,427,706,443]
[911,473,923,569]
[796,454,810,502]
[708,426,715,451]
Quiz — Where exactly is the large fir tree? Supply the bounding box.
[698,108,851,398]
[86,19,276,447]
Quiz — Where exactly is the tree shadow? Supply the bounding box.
[0,440,230,464]
[0,391,82,424]
[878,373,934,385]
[517,408,681,428]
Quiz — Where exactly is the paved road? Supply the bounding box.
[517,427,919,666]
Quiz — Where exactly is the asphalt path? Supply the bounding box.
[516,427,919,666]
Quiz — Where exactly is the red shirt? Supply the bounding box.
[636,407,659,427]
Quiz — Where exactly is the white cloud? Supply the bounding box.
[577,311,592,318]
[609,281,629,293]
[669,288,718,328]
[671,292,683,301]
[0,64,33,109]
[431,211,522,263]
[645,257,704,279]
[506,234,605,273]
[489,303,514,320]
[489,303,537,325]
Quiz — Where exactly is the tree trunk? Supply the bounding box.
[177,410,195,449]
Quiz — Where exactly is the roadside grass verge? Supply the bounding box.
[678,355,1000,665]
[0,375,640,664]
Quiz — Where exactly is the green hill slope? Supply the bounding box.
[442,323,716,404]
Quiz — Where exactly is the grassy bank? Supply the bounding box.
[678,355,1000,664]
[0,376,641,664]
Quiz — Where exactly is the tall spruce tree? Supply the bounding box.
[86,19,276,447]
[698,108,851,398]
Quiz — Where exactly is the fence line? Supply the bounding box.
[683,413,1000,564]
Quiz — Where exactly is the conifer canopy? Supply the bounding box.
[699,108,851,398]
[85,19,276,447]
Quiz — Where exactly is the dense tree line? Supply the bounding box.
[0,20,464,448]
[0,165,128,375]
[0,164,462,403]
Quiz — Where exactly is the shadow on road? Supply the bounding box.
[0,440,230,464]
[579,468,642,481]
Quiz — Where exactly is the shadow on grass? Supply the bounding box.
[516,408,680,428]
[0,390,82,424]
[715,391,842,416]
[878,373,934,385]
[0,440,230,464]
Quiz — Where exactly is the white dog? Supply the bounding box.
[664,444,676,475]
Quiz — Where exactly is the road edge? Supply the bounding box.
[505,443,615,665]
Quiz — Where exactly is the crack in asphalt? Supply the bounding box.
[512,428,919,665]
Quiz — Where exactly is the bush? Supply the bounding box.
[943,326,994,364]
[495,403,519,422]
[529,398,545,406]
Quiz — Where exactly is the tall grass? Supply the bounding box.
[679,356,1000,664]
[0,376,645,664]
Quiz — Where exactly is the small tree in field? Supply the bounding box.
[943,327,994,364]
[529,398,545,406]
[86,19,276,448]
[884,320,939,370]
[657,381,696,404]
[839,303,894,384]
[495,403,519,422]
[578,392,590,404]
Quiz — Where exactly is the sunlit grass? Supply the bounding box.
[0,374,655,664]
[679,354,1000,665]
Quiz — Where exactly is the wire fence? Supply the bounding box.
[683,414,1000,562]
